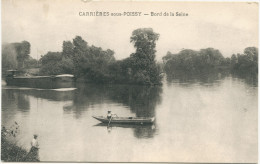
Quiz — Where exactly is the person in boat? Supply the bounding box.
[107,111,112,120]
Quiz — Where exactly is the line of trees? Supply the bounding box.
[2,30,257,85]
[163,47,258,79]
[230,47,258,76]
[40,36,116,82]
[39,28,162,85]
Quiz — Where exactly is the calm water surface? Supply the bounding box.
[1,76,258,162]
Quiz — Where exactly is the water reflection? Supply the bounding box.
[166,70,258,87]
[95,123,157,139]
[2,83,163,120]
[111,85,162,117]
[231,73,258,87]
[72,83,162,117]
[2,89,30,112]
[17,93,30,112]
[166,70,228,85]
[1,74,258,162]
[2,87,75,101]
[2,83,163,138]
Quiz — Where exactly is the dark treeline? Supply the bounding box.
[2,30,257,85]
[39,28,162,85]
[163,47,258,81]
[230,47,258,77]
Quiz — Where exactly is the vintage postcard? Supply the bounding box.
[1,0,258,163]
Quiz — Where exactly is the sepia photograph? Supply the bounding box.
[1,0,258,163]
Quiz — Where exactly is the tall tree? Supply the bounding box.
[129,28,161,85]
[130,28,159,61]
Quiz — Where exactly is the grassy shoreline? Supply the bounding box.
[1,137,28,162]
[1,125,40,162]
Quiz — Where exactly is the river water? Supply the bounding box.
[1,75,258,162]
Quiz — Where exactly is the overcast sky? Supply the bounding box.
[2,0,259,61]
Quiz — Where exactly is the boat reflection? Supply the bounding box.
[94,123,157,139]
[2,87,76,102]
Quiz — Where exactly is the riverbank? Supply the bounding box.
[1,126,40,162]
[1,137,28,162]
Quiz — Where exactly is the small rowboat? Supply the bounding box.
[92,116,155,124]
